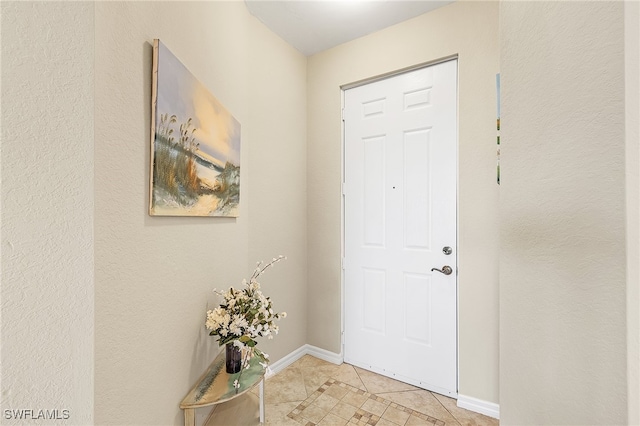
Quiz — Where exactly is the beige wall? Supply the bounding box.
[500,2,628,424]
[307,1,500,404]
[93,2,307,425]
[626,1,640,423]
[1,2,95,424]
[0,2,307,424]
[246,7,309,363]
[5,1,638,423]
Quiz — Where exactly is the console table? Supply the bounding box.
[180,350,265,426]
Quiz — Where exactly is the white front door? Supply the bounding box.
[343,59,458,397]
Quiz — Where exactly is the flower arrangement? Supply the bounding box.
[205,256,287,367]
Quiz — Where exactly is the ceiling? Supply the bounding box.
[244,1,455,56]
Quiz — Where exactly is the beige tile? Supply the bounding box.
[333,364,367,390]
[276,417,303,426]
[361,397,388,417]
[314,393,340,411]
[341,389,369,408]
[296,354,340,369]
[265,401,301,425]
[274,358,491,426]
[302,365,340,395]
[302,404,328,424]
[431,394,497,426]
[354,367,418,394]
[352,408,380,425]
[382,405,411,425]
[324,382,350,400]
[331,401,358,420]
[378,390,457,425]
[271,365,305,382]
[377,419,401,426]
[406,414,434,425]
[318,412,349,426]
[265,366,307,404]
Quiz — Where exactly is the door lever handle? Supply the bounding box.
[431,265,453,276]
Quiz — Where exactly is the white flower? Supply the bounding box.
[229,315,248,336]
[206,307,231,331]
[233,379,240,389]
[205,257,287,365]
[250,281,260,291]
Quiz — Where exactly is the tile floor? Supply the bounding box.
[206,355,498,426]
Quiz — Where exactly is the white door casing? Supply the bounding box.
[343,59,458,397]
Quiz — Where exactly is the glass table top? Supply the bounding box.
[180,349,266,409]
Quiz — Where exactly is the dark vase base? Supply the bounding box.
[225,343,242,374]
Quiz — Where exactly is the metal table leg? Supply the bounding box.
[259,378,265,424]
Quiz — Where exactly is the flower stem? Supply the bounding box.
[251,255,286,281]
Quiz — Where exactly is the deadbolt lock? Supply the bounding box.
[443,246,453,255]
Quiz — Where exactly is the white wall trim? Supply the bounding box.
[305,344,343,365]
[457,394,500,419]
[268,344,343,376]
[268,345,307,376]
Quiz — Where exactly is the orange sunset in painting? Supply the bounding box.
[149,39,241,217]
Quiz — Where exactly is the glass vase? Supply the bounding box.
[225,342,242,374]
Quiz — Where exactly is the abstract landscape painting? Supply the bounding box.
[149,39,241,217]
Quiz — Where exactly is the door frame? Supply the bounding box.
[339,54,460,395]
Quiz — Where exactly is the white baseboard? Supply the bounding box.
[457,394,500,419]
[304,344,343,365]
[268,344,342,376]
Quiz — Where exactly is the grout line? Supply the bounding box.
[300,368,309,400]
[350,363,369,394]
[281,357,463,426]
[431,392,463,426]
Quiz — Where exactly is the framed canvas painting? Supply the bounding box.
[149,39,241,217]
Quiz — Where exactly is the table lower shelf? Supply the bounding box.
[203,391,264,426]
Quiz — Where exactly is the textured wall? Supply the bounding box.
[500,2,627,424]
[306,1,500,404]
[1,2,95,424]
[94,2,307,424]
[626,1,640,423]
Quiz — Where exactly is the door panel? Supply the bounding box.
[344,60,458,396]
